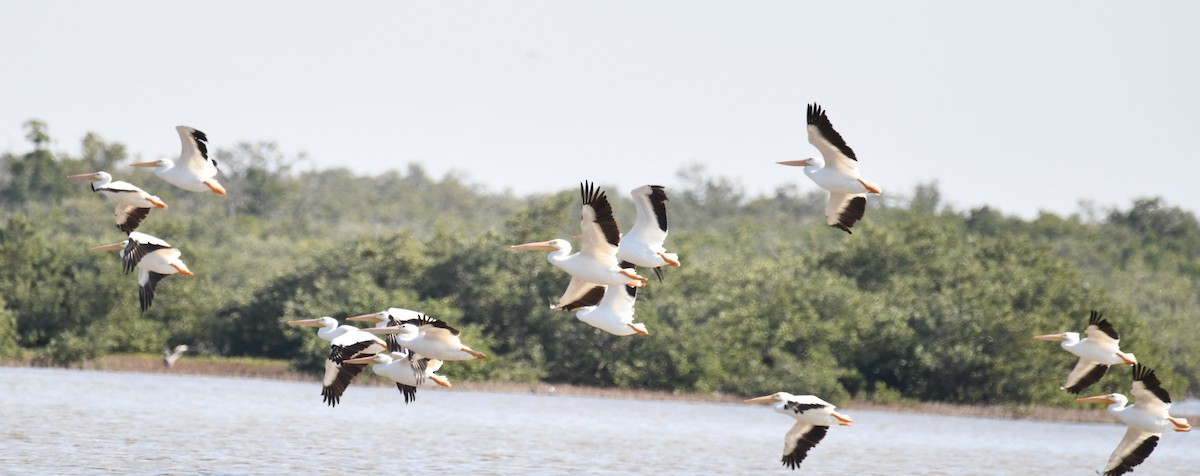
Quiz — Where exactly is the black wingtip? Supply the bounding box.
[1132,364,1172,404]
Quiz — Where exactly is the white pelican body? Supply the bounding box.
[615,185,680,279]
[68,171,167,233]
[1077,364,1191,476]
[131,126,225,195]
[745,392,854,470]
[1035,310,1137,394]
[287,316,394,406]
[92,232,193,312]
[513,181,647,310]
[344,351,451,404]
[574,285,648,336]
[358,313,487,362]
[777,103,881,233]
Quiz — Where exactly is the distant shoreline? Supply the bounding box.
[0,353,1140,424]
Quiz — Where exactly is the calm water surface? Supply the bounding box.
[2,367,1196,475]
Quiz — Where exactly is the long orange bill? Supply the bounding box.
[511,241,557,251]
[346,313,383,322]
[91,242,125,252]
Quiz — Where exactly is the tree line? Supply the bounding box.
[1,120,1197,405]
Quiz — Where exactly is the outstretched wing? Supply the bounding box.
[122,232,172,273]
[1103,428,1159,476]
[806,103,861,177]
[825,193,866,234]
[553,279,606,311]
[176,126,219,177]
[396,383,418,404]
[781,423,829,470]
[626,185,669,246]
[321,361,367,407]
[1063,359,1109,394]
[578,181,622,263]
[138,270,170,312]
[115,205,151,235]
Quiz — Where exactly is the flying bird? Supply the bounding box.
[355,313,487,362]
[1034,310,1137,394]
[1076,364,1191,476]
[342,350,452,404]
[162,344,189,368]
[67,171,167,233]
[512,181,648,310]
[346,307,432,383]
[615,185,680,281]
[777,103,882,233]
[131,126,226,195]
[91,232,193,312]
[745,392,854,470]
[287,317,394,406]
[574,284,648,336]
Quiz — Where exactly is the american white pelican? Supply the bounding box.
[1077,364,1191,476]
[361,313,488,362]
[1034,310,1137,394]
[512,181,648,310]
[91,231,193,312]
[346,307,430,383]
[574,284,648,336]
[131,126,226,195]
[615,185,680,281]
[67,171,167,234]
[745,392,854,470]
[287,317,393,406]
[162,344,188,368]
[777,103,882,234]
[343,351,452,404]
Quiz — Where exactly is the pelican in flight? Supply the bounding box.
[615,185,680,281]
[575,284,648,336]
[91,232,193,312]
[287,317,394,406]
[1077,364,1191,476]
[745,392,854,470]
[777,103,882,233]
[343,351,452,404]
[1035,310,1137,394]
[512,181,648,310]
[347,307,434,383]
[67,171,167,233]
[162,344,188,368]
[131,126,226,195]
[352,311,486,362]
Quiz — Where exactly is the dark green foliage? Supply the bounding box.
[1,122,1196,404]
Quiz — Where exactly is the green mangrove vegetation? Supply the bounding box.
[2,120,1197,406]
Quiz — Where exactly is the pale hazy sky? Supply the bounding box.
[3,1,1198,218]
